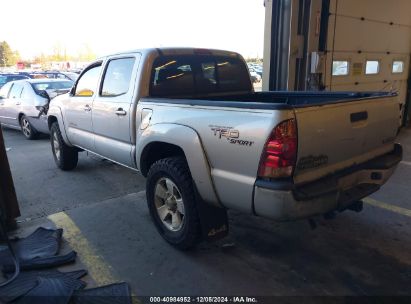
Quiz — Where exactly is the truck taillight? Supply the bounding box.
[258,119,297,179]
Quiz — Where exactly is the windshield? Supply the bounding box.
[31,81,73,91]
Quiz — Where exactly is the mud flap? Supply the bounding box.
[194,186,229,242]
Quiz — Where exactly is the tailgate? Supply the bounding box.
[293,95,399,185]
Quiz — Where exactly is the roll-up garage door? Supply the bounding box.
[324,0,411,124]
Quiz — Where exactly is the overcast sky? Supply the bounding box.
[1,0,265,59]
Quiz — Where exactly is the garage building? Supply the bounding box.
[263,0,411,126]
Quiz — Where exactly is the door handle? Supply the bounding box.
[115,108,127,116]
[15,102,21,105]
[84,104,92,112]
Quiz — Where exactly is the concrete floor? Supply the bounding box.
[3,127,411,299]
[3,129,145,221]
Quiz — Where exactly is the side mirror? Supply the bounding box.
[76,89,93,97]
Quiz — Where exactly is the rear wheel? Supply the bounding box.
[20,115,37,140]
[146,157,201,250]
[50,122,78,171]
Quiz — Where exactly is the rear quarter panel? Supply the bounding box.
[138,100,294,213]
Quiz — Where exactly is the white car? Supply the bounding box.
[0,79,73,139]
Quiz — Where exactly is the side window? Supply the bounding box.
[101,57,136,97]
[9,83,23,99]
[75,65,102,97]
[21,84,31,99]
[332,60,349,76]
[0,82,13,98]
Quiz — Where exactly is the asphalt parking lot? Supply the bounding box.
[3,126,411,299]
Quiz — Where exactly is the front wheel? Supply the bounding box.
[20,115,37,140]
[146,157,201,250]
[50,122,78,171]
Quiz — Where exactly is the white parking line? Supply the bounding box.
[401,161,411,166]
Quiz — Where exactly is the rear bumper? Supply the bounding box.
[253,144,402,221]
[27,115,49,134]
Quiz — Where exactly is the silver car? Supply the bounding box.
[0,79,73,139]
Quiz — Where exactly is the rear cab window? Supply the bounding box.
[150,55,251,97]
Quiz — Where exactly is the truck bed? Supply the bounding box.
[143,90,399,186]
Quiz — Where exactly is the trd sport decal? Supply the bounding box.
[209,125,254,147]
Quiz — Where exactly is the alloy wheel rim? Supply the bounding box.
[21,118,31,137]
[53,132,61,160]
[154,177,185,232]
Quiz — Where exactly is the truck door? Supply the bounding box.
[64,63,102,150]
[92,54,140,167]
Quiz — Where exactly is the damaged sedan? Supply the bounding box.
[0,79,73,139]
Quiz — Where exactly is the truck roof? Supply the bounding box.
[100,47,242,59]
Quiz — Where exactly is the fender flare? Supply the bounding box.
[136,123,222,208]
[47,106,73,147]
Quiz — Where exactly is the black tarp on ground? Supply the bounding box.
[72,283,132,304]
[0,227,131,304]
[0,269,87,303]
[0,227,77,273]
[2,251,77,273]
[15,277,76,304]
[1,228,62,261]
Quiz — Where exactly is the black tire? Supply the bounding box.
[146,157,201,250]
[50,122,78,171]
[20,115,38,140]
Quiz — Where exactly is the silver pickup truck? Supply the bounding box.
[47,48,402,249]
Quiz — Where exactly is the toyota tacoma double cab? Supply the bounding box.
[47,48,402,249]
